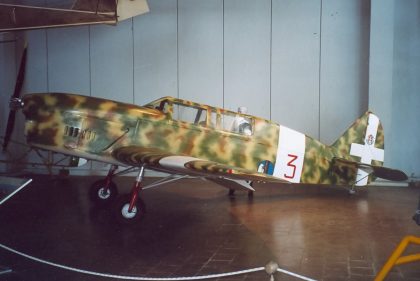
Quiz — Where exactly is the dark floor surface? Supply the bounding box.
[0,175,419,281]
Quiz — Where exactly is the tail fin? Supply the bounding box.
[332,111,385,164]
[331,112,407,185]
[332,111,385,185]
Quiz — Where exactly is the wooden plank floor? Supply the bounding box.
[0,175,419,281]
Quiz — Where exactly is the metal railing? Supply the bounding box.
[374,235,420,281]
[0,242,317,281]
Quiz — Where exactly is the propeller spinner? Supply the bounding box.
[2,44,27,152]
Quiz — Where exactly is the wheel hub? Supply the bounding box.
[121,203,138,219]
[98,187,111,199]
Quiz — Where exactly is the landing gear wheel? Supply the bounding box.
[89,180,118,205]
[115,195,146,224]
[413,211,420,226]
[228,189,235,197]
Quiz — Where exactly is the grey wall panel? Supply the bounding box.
[0,38,16,166]
[47,27,91,171]
[0,40,15,118]
[47,27,90,94]
[1,39,27,162]
[178,0,223,107]
[368,0,394,166]
[90,20,134,103]
[21,31,50,170]
[0,37,15,86]
[271,0,321,138]
[89,21,135,172]
[319,0,370,145]
[133,0,178,106]
[224,0,271,120]
[1,37,49,173]
[391,0,420,175]
[25,30,48,93]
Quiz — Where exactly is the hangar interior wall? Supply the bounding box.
[0,0,419,178]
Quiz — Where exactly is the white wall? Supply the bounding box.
[390,0,420,176]
[319,0,370,144]
[0,33,27,173]
[369,0,420,177]
[271,0,321,138]
[178,0,224,106]
[133,0,178,105]
[368,0,394,165]
[0,35,16,134]
[1,0,419,177]
[224,0,271,119]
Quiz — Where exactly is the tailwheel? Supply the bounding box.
[248,181,254,198]
[89,180,118,205]
[349,184,356,195]
[115,195,146,224]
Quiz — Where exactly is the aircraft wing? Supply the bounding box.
[112,146,288,191]
[332,157,408,182]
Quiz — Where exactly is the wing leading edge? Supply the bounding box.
[112,146,288,191]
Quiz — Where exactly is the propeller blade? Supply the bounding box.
[2,111,17,152]
[2,43,27,152]
[12,43,27,100]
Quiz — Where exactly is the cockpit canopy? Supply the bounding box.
[145,97,254,136]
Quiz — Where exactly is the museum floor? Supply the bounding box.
[0,175,419,281]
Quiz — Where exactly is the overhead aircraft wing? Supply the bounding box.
[0,0,149,32]
[332,157,408,182]
[112,146,288,191]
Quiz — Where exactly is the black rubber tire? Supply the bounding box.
[413,212,420,226]
[89,180,118,206]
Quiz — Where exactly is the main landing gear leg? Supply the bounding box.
[228,189,235,197]
[115,165,146,224]
[89,164,119,205]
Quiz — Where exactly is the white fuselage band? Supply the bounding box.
[273,125,306,183]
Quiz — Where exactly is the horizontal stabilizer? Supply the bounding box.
[333,158,408,182]
[369,165,408,182]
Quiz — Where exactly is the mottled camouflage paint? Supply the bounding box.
[22,93,383,186]
[331,112,384,185]
[301,111,384,185]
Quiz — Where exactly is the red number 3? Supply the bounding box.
[284,154,298,179]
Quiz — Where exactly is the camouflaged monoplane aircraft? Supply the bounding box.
[2,46,408,223]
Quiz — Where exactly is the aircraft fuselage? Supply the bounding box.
[22,93,381,185]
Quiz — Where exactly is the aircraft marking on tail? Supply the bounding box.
[273,125,305,183]
[350,113,385,185]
